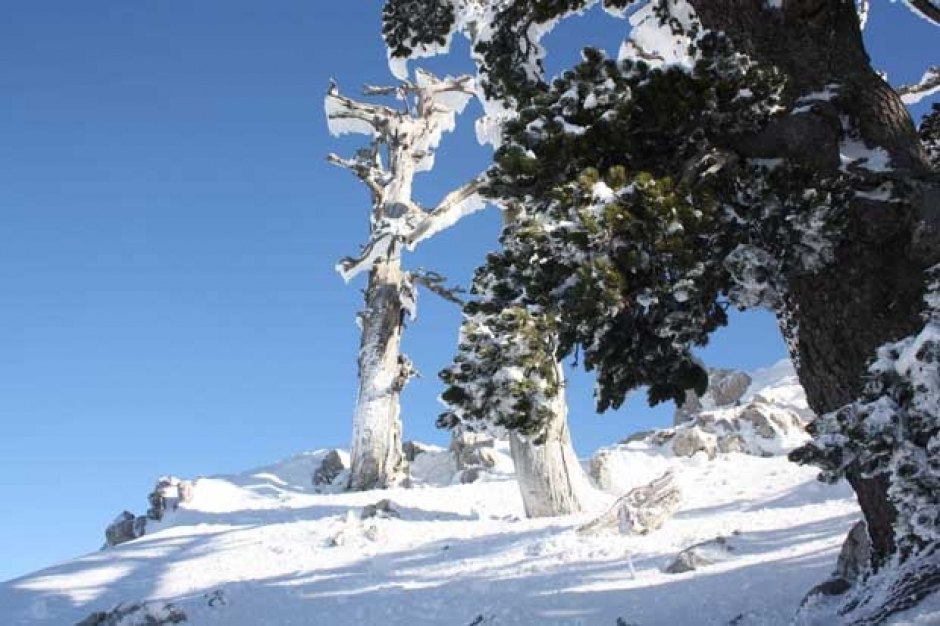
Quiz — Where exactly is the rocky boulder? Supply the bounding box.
[76,602,186,626]
[674,368,752,425]
[313,449,348,487]
[104,512,147,548]
[672,427,717,459]
[664,535,737,574]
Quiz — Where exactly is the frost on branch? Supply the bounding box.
[439,306,562,443]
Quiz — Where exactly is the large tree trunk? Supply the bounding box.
[687,0,938,569]
[509,365,592,517]
[348,252,408,491]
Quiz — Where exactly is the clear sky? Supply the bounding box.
[1,2,936,583]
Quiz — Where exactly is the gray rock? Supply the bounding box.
[458,467,482,484]
[402,440,430,462]
[664,536,734,574]
[674,369,752,425]
[104,511,147,547]
[834,520,871,583]
[589,449,618,492]
[718,433,748,454]
[672,427,717,459]
[147,478,180,521]
[450,431,496,470]
[361,498,400,520]
[313,450,347,486]
[709,369,752,407]
[177,480,195,505]
[737,404,779,439]
[800,577,852,606]
[75,601,186,626]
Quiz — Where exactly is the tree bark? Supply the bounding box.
[509,365,592,517]
[348,252,408,490]
[687,0,938,568]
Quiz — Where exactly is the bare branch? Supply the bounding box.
[326,152,383,198]
[405,174,488,248]
[324,89,398,138]
[904,0,940,27]
[898,66,940,106]
[409,269,466,306]
[336,234,395,283]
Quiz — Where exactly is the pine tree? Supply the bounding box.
[383,0,940,618]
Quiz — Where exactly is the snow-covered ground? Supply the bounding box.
[2,362,934,625]
[1,446,860,625]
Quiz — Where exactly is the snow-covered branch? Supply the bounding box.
[902,0,940,27]
[405,174,487,248]
[336,235,395,283]
[326,152,384,198]
[324,86,398,138]
[898,66,940,105]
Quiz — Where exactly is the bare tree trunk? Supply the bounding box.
[348,252,408,491]
[509,365,591,517]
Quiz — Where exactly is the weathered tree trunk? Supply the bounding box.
[509,365,592,517]
[348,251,408,491]
[689,0,939,570]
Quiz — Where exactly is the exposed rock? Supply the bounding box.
[458,467,482,484]
[834,520,871,583]
[800,577,853,606]
[75,601,186,625]
[361,498,400,520]
[717,433,748,454]
[104,512,147,548]
[589,449,618,492]
[579,470,681,535]
[177,480,195,505]
[674,368,752,425]
[709,370,752,407]
[664,536,735,574]
[672,427,717,459]
[402,440,430,462]
[313,449,347,486]
[737,404,780,439]
[450,430,496,470]
[147,477,184,521]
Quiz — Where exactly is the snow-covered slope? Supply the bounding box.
[1,361,933,625]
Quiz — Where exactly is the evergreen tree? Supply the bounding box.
[383,0,940,618]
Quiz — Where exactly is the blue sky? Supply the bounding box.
[1,2,936,583]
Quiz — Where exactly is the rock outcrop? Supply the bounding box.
[313,450,348,487]
[104,476,195,548]
[450,430,497,484]
[615,361,811,462]
[674,368,752,425]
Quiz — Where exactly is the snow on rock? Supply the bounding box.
[595,360,812,489]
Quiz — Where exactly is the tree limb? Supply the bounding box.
[898,66,940,105]
[326,152,384,198]
[405,174,488,248]
[409,269,466,306]
[336,234,395,282]
[324,90,398,137]
[904,0,940,27]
